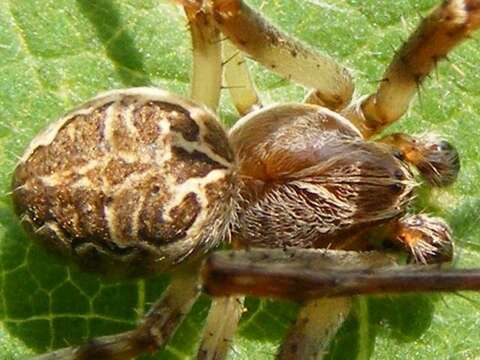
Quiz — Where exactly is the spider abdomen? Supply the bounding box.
[12,88,237,276]
[230,104,415,249]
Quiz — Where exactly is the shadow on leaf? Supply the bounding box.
[75,0,151,87]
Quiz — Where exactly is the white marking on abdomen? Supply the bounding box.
[104,203,121,244]
[161,167,230,248]
[103,101,118,150]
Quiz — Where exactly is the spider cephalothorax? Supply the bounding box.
[8,0,480,359]
[229,104,417,251]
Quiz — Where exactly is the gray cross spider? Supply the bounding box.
[7,0,480,359]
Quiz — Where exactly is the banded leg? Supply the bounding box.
[33,263,201,360]
[342,0,480,137]
[209,0,354,111]
[380,132,460,187]
[223,40,262,115]
[277,298,352,360]
[197,296,245,360]
[185,2,223,111]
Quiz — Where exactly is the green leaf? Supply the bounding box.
[1,0,480,359]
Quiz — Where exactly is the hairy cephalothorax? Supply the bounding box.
[7,0,480,359]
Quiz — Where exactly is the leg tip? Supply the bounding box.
[396,214,454,265]
[413,134,460,187]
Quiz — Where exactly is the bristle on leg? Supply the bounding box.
[343,0,480,137]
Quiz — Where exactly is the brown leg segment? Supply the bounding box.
[33,263,201,360]
[342,0,480,137]
[203,248,480,301]
[197,296,245,360]
[203,248,397,301]
[209,0,354,111]
[277,298,352,360]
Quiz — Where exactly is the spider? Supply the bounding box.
[4,0,480,359]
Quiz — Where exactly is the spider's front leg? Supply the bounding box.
[342,0,480,137]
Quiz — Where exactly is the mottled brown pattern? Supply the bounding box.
[137,176,172,243]
[133,100,201,143]
[202,115,235,161]
[204,177,233,211]
[162,102,200,142]
[133,101,164,144]
[102,158,150,186]
[111,111,138,153]
[139,191,201,245]
[169,146,227,184]
[168,193,201,236]
[111,186,144,244]
[21,106,109,176]
[12,89,236,275]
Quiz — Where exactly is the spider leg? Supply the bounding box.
[206,0,354,111]
[203,247,480,300]
[342,0,480,137]
[185,3,223,111]
[197,296,245,360]
[277,297,351,360]
[223,40,262,115]
[32,263,201,360]
[204,249,394,360]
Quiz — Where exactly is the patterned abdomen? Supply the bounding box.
[12,88,237,276]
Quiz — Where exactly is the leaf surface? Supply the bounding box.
[1,0,480,359]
